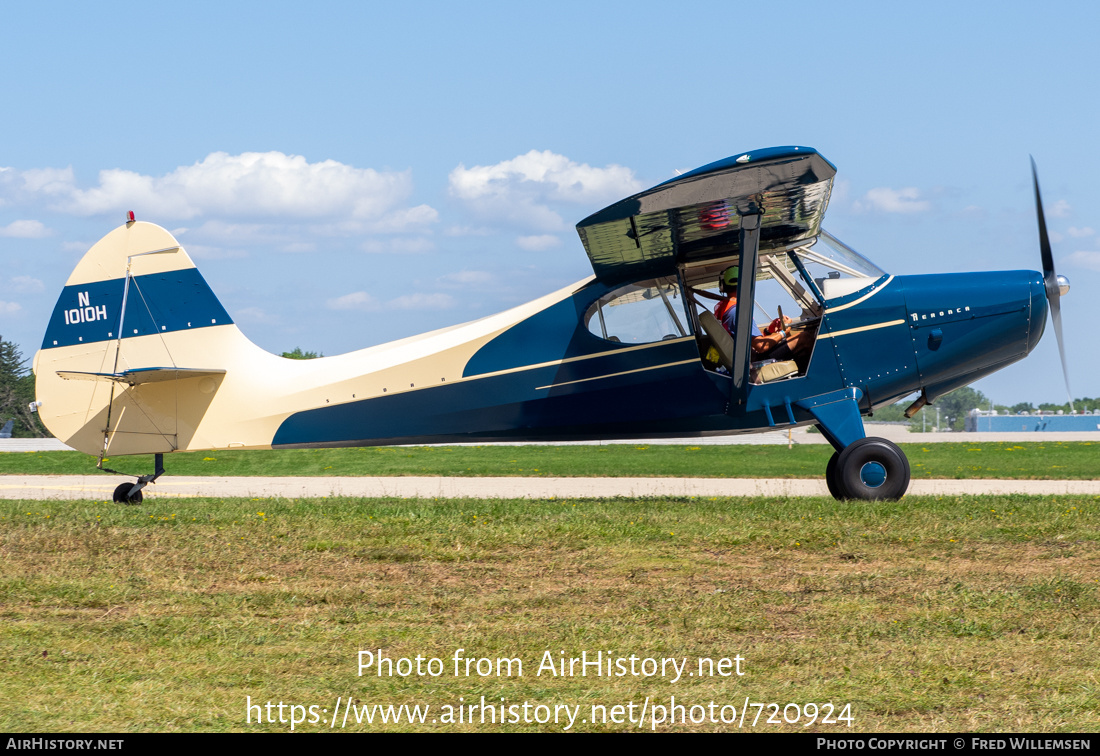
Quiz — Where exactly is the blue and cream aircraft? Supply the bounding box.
[32,147,1069,503]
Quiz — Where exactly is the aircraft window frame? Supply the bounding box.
[759,252,821,315]
[786,250,826,303]
[585,276,692,345]
[788,230,885,303]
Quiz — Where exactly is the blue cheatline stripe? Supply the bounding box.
[272,353,726,447]
[41,268,233,350]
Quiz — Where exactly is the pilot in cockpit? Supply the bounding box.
[693,266,812,364]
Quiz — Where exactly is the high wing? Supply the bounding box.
[576,146,835,283]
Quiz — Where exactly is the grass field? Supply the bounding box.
[1,440,1098,479]
[2,492,1098,732]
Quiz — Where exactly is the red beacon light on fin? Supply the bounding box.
[126,211,136,225]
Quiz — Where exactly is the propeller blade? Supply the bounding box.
[1049,297,1074,411]
[1032,156,1056,293]
[1031,156,1074,411]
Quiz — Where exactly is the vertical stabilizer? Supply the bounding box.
[34,221,247,455]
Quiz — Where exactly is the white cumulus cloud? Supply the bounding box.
[1,153,438,234]
[0,219,51,238]
[280,242,317,254]
[327,291,379,311]
[326,290,455,312]
[361,237,435,254]
[358,204,439,233]
[0,300,22,314]
[60,152,417,220]
[852,187,931,214]
[439,270,495,285]
[1065,250,1100,272]
[1067,226,1094,238]
[186,220,285,245]
[444,225,494,237]
[1048,199,1072,218]
[448,150,641,232]
[516,234,561,251]
[234,307,282,325]
[22,167,76,196]
[9,276,44,293]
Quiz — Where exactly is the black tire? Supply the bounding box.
[825,451,843,500]
[834,437,910,501]
[112,482,143,505]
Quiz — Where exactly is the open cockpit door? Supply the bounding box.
[575,146,836,285]
[680,237,834,394]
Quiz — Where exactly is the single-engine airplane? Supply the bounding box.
[32,146,1070,503]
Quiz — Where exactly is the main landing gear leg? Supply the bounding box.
[796,388,911,501]
[108,453,165,505]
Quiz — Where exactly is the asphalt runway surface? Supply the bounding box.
[2,474,1099,500]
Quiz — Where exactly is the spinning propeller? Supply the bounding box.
[1032,157,1074,411]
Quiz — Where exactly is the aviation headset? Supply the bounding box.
[720,266,738,293]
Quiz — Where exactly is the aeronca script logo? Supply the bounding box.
[63,291,108,326]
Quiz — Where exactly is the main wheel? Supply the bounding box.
[825,452,843,500]
[112,482,143,505]
[834,437,910,501]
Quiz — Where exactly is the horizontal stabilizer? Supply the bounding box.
[57,367,226,386]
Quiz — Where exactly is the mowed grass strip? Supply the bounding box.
[1,493,1098,732]
[1,441,1098,479]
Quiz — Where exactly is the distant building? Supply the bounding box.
[966,409,1100,432]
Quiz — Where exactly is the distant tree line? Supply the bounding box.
[0,336,48,437]
[281,347,322,359]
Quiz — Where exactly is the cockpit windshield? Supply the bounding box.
[788,231,885,302]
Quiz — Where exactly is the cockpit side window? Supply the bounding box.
[584,277,690,344]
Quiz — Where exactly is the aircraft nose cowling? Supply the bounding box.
[900,270,1041,399]
[1027,270,1048,354]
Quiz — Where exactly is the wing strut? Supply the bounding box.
[730,213,761,402]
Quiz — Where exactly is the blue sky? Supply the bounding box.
[2,1,1098,406]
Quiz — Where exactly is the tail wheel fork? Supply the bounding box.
[106,453,165,505]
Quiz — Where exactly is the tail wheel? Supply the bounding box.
[834,437,910,501]
[112,482,143,505]
[825,452,843,500]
